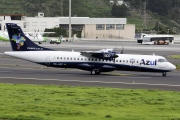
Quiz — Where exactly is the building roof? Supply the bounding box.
[59,17,127,24]
[0,14,25,16]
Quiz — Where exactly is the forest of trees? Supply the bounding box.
[0,0,180,34]
[112,0,180,23]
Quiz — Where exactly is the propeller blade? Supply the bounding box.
[121,45,124,54]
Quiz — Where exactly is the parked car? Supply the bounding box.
[49,38,61,44]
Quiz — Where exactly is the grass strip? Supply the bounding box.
[168,55,180,71]
[175,64,180,71]
[169,55,180,59]
[0,83,180,120]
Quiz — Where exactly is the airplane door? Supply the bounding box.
[45,56,50,66]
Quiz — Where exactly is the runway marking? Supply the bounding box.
[105,75,151,79]
[125,77,151,79]
[0,71,12,73]
[0,77,180,87]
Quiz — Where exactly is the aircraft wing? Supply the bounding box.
[80,49,119,60]
[80,51,103,58]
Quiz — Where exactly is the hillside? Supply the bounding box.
[0,0,179,34]
[0,0,111,17]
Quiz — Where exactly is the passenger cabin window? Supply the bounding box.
[158,59,167,62]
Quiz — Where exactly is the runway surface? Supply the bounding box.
[0,41,180,91]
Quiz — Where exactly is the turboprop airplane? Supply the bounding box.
[4,23,176,77]
[0,30,53,44]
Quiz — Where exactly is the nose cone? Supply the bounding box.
[169,63,176,71]
[171,64,176,70]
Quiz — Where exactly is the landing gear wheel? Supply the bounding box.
[91,70,96,75]
[91,69,101,75]
[162,72,166,77]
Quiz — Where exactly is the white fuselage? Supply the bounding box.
[4,51,176,72]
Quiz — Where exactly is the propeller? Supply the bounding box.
[121,45,124,54]
[101,48,119,62]
[111,47,118,63]
[112,45,124,63]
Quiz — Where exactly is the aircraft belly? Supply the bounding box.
[77,63,116,72]
[115,64,170,72]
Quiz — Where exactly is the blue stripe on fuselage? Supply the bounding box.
[37,62,171,72]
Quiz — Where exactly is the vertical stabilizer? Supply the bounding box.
[6,23,53,51]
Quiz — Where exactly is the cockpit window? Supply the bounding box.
[158,59,168,62]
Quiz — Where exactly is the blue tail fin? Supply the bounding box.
[6,23,53,51]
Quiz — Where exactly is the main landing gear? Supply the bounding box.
[162,72,167,77]
[91,69,101,75]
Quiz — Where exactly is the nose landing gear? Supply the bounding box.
[162,72,166,77]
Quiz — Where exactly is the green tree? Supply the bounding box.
[111,4,129,17]
[124,0,143,10]
[147,0,172,16]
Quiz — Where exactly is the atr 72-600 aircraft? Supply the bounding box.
[4,23,176,77]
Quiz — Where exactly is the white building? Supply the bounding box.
[110,0,123,6]
[0,13,135,39]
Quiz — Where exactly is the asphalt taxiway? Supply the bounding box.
[0,41,180,91]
